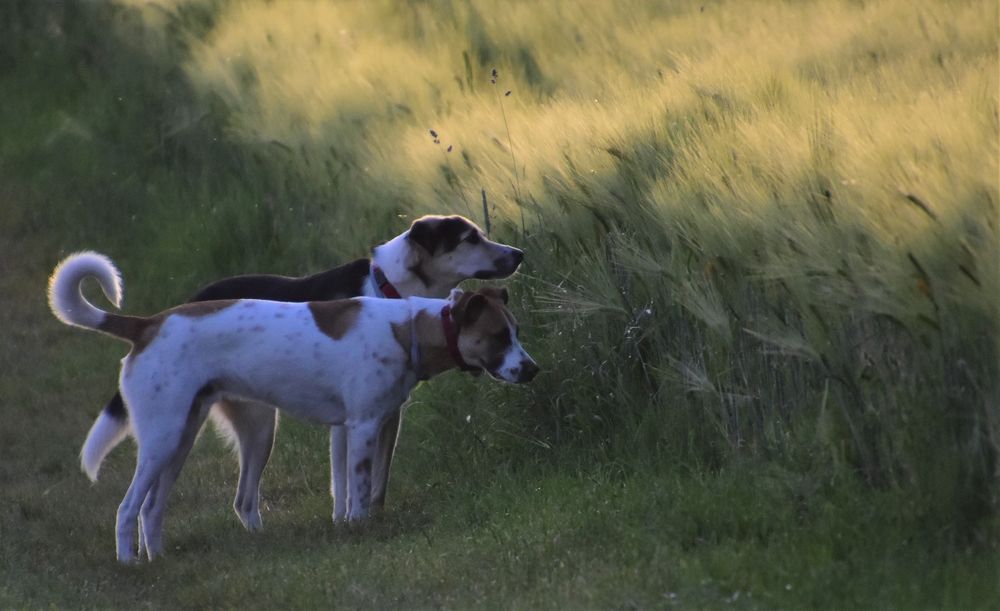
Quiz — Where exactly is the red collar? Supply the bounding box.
[440,304,479,372]
[371,263,402,299]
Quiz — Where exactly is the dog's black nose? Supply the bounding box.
[518,359,539,383]
[510,248,524,266]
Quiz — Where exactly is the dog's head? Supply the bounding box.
[406,215,523,285]
[449,286,538,384]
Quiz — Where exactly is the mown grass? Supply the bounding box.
[1,0,997,608]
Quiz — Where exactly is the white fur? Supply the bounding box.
[80,409,129,482]
[493,333,535,384]
[81,408,130,482]
[48,251,122,330]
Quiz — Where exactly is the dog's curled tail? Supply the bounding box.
[48,252,139,481]
[48,251,124,331]
[48,251,148,345]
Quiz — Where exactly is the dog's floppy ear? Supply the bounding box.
[452,292,487,327]
[408,216,439,255]
[478,286,509,304]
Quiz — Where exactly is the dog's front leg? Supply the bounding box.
[330,425,348,522]
[345,420,379,521]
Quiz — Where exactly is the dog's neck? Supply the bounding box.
[405,298,470,380]
[371,234,455,299]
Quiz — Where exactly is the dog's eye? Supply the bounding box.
[464,232,482,244]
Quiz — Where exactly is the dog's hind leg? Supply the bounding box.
[346,419,380,521]
[330,424,348,522]
[370,409,403,510]
[138,395,213,560]
[117,451,173,564]
[217,399,278,531]
[115,378,211,563]
[116,417,192,563]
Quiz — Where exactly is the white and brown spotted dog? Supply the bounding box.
[80,215,522,533]
[49,251,537,563]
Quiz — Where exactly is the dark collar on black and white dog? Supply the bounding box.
[370,263,402,299]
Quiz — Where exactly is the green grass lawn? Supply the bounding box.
[1,0,997,608]
[1,222,996,609]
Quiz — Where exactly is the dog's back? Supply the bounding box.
[190,258,370,302]
[122,297,415,426]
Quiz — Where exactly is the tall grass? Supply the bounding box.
[5,0,998,543]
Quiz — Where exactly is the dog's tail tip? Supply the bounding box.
[80,407,129,481]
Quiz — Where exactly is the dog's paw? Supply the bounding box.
[346,509,371,522]
[117,552,141,566]
[237,508,263,532]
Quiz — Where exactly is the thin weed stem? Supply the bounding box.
[430,129,474,218]
[491,68,525,236]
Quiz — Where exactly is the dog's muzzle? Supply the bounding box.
[513,359,539,383]
[474,248,524,279]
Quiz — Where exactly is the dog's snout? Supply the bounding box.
[477,248,524,280]
[518,359,539,383]
[489,248,523,277]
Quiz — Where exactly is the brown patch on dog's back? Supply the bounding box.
[309,300,361,340]
[173,300,238,318]
[98,314,163,357]
[130,317,166,356]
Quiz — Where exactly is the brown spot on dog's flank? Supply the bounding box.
[355,458,372,474]
[309,300,361,340]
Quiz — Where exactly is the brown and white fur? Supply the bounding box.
[49,251,537,563]
[80,215,523,534]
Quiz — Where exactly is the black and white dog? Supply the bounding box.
[80,215,523,530]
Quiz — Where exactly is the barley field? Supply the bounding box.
[1,1,997,608]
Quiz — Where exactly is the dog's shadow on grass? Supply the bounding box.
[166,491,439,563]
